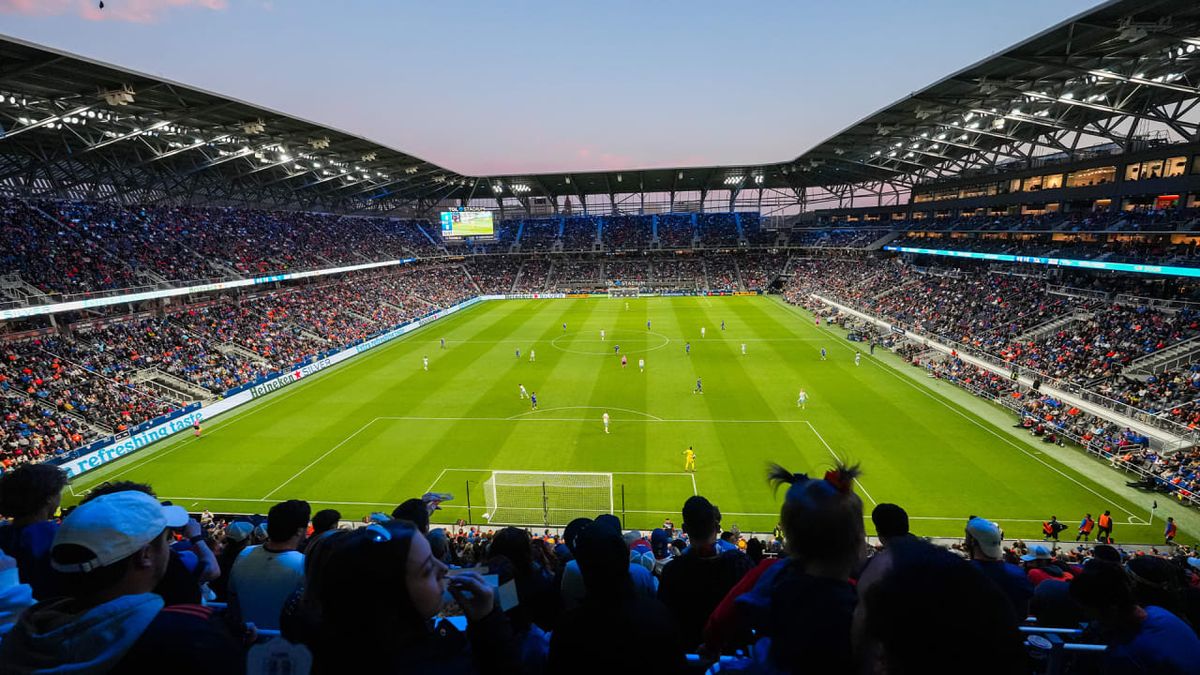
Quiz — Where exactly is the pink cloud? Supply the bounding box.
[0,0,227,23]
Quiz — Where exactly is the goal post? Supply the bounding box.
[608,287,639,298]
[481,470,614,526]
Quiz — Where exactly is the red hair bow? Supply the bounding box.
[823,470,853,494]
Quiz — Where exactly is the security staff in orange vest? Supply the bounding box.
[1096,510,1113,544]
[1075,513,1095,542]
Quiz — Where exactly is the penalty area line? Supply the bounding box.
[805,421,877,506]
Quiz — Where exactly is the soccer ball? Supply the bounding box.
[483,513,491,521]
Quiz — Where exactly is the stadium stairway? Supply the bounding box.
[214,341,275,369]
[1123,334,1200,377]
[1014,309,1093,342]
[0,273,51,307]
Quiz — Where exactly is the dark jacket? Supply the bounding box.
[657,544,753,649]
[735,558,857,674]
[549,595,686,674]
[312,609,519,675]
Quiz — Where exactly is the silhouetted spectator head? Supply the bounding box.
[1070,559,1135,625]
[1125,555,1188,620]
[266,499,311,544]
[0,463,67,521]
[391,498,430,534]
[574,520,631,602]
[858,540,1023,674]
[650,528,670,559]
[80,480,155,504]
[562,517,593,556]
[310,509,341,537]
[746,537,764,563]
[681,496,719,543]
[488,527,533,578]
[768,462,866,571]
[1088,544,1122,567]
[871,503,909,543]
[50,491,188,602]
[426,528,450,562]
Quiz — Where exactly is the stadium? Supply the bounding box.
[1,0,1200,672]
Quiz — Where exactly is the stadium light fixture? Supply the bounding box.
[99,85,134,106]
[723,176,744,186]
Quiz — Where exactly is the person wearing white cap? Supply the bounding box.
[964,516,1032,618]
[0,490,243,672]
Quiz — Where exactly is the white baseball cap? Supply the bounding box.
[51,491,189,573]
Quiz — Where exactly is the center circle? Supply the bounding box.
[550,330,672,356]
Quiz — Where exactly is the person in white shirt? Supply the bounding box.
[855,352,861,367]
[600,329,606,341]
[741,343,747,355]
[529,349,536,362]
[700,326,706,338]
[638,358,645,373]
[229,499,310,631]
[422,356,429,371]
[602,412,610,434]
[519,384,528,399]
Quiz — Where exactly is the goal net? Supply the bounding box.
[608,287,639,298]
[482,471,614,526]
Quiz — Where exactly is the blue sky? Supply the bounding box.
[0,0,1103,175]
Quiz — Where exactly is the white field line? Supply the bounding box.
[794,303,1136,520]
[805,420,878,506]
[152,494,1145,527]
[261,418,380,500]
[424,468,449,496]
[507,406,665,421]
[376,415,812,424]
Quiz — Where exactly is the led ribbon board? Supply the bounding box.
[883,246,1200,279]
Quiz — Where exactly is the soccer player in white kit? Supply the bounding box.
[638,358,645,373]
[600,329,606,341]
[529,349,536,362]
[797,388,808,409]
[855,352,861,366]
[741,343,746,355]
[700,326,706,338]
[602,412,610,434]
[519,384,528,399]
[422,356,429,371]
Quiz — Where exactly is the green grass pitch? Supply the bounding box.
[63,296,1185,543]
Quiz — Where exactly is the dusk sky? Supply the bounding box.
[0,0,1103,175]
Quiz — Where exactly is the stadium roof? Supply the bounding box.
[0,0,1197,215]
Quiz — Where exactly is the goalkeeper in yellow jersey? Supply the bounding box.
[683,446,696,472]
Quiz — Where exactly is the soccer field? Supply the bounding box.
[63,296,1181,542]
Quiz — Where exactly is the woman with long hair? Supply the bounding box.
[313,520,518,674]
